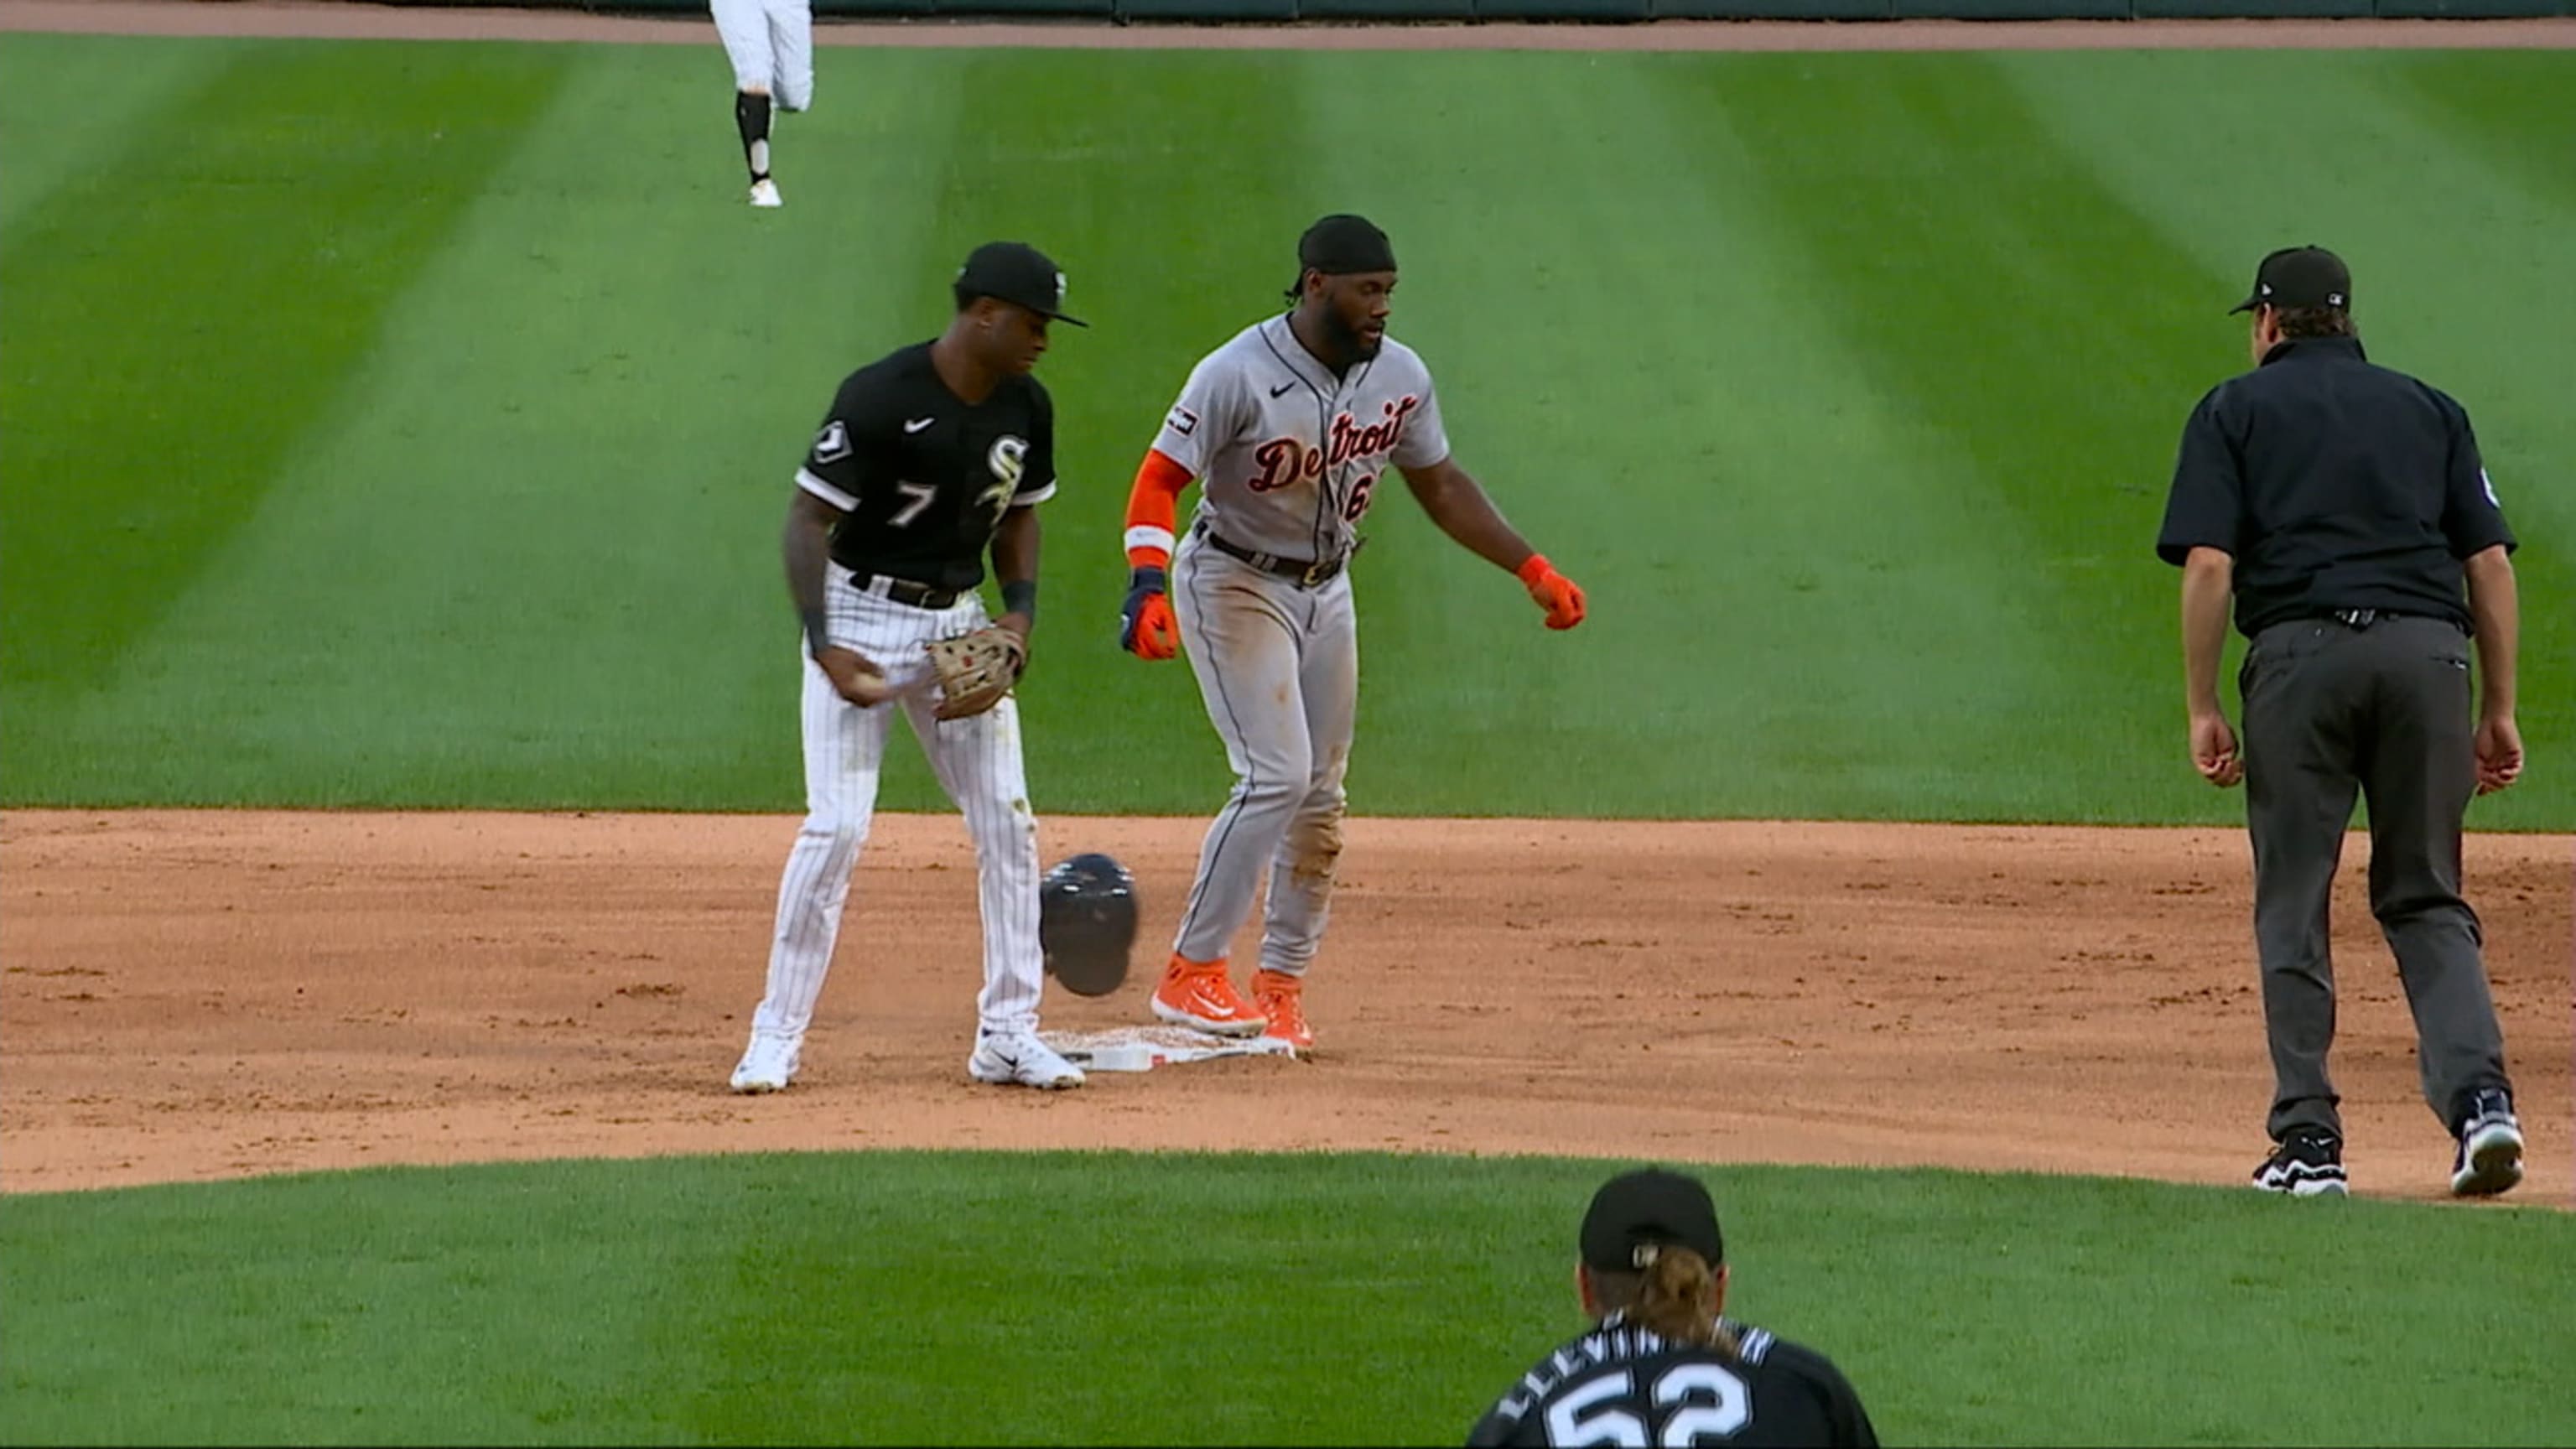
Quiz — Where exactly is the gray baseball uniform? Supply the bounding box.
[1143,314,1450,974]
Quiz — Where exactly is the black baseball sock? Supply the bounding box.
[735,90,772,183]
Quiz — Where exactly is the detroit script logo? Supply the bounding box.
[1249,395,1421,493]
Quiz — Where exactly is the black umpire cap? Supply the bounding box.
[2231,245,2351,315]
[958,242,1087,327]
[1580,1168,1726,1272]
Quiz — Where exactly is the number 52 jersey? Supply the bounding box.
[1150,314,1451,566]
[1467,1316,1879,1448]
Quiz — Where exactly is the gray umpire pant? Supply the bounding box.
[2238,614,2514,1145]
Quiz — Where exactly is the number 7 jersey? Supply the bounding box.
[797,341,1058,594]
[1150,314,1450,564]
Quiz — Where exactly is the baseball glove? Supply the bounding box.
[923,626,1026,721]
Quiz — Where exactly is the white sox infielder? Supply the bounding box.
[712,0,812,208]
[732,242,1089,1095]
[1117,214,1589,1052]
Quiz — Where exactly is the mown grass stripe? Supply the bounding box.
[0,34,229,234]
[0,41,572,700]
[1995,49,2576,833]
[3,1150,2570,1446]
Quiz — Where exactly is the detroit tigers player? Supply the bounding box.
[710,0,812,208]
[730,242,1088,1095]
[1118,215,1588,1051]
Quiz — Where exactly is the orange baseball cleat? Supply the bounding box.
[1151,954,1267,1037]
[1251,969,1311,1052]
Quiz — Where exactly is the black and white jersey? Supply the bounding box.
[1468,1316,1877,1448]
[795,341,1057,592]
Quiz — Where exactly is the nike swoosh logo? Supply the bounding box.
[1270,382,1297,398]
[904,417,935,434]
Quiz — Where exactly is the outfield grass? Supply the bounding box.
[1,1150,2569,1446]
[3,36,2568,824]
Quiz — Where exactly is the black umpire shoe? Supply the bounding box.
[2253,1131,2349,1197]
[2450,1090,2525,1198]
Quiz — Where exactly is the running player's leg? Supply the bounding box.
[903,685,1045,1038]
[712,0,776,194]
[768,0,814,113]
[1259,576,1356,978]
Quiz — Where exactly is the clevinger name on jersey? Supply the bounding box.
[1153,315,1452,564]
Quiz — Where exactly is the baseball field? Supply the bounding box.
[3,3,2573,1444]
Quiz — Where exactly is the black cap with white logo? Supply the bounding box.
[1579,1168,1726,1273]
[957,242,1087,327]
[2231,246,2351,315]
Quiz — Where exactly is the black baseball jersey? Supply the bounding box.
[794,341,1057,592]
[1469,1316,1877,1449]
[2155,336,2516,637]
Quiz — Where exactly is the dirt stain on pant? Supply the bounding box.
[1287,801,1346,889]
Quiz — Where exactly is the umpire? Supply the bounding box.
[2158,246,2527,1200]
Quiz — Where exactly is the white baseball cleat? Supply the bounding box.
[749,178,783,209]
[968,1030,1084,1090]
[730,1032,800,1093]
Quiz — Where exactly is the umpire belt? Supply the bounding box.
[856,573,963,610]
[2324,608,2457,633]
[1196,523,1349,589]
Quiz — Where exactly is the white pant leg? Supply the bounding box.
[903,607,1046,1036]
[747,571,937,1041]
[713,0,775,93]
[767,0,814,112]
[750,641,896,1041]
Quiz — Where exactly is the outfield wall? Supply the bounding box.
[394,0,2574,23]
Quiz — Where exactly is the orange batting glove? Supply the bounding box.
[1121,569,1179,660]
[1517,554,1587,631]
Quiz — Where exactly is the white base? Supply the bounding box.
[1040,1025,1296,1072]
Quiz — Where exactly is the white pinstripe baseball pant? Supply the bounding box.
[745,564,1046,1048]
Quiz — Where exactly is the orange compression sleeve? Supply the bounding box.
[1124,449,1194,572]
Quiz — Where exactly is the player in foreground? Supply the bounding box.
[1467,1167,1878,1447]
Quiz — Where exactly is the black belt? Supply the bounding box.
[1197,525,1349,589]
[855,573,962,610]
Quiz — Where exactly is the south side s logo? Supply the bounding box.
[981,435,1028,522]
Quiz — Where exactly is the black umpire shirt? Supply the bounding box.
[2156,336,2516,636]
[796,342,1057,594]
[1468,1315,1878,1448]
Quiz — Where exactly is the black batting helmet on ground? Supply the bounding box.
[1039,853,1137,997]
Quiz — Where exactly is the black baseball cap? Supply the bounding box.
[2231,246,2351,314]
[957,242,1087,327]
[1579,1168,1725,1273]
[1298,214,1397,277]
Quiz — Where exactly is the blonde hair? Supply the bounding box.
[1597,1245,1741,1360]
